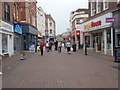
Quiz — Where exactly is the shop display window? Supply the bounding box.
[2,34,8,53]
[107,28,111,49]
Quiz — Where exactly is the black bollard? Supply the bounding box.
[85,42,87,55]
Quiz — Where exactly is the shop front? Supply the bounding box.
[0,19,14,57]
[14,23,23,53]
[22,24,38,51]
[82,12,114,56]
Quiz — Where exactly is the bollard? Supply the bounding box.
[85,46,87,55]
[20,52,26,60]
[85,42,87,55]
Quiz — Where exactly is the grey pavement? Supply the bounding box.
[2,48,119,88]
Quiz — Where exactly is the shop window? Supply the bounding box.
[4,2,10,21]
[107,28,111,49]
[2,34,8,53]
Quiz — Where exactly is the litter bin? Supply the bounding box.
[114,46,120,62]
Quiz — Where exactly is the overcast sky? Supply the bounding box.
[37,0,88,35]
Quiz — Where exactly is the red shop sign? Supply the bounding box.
[76,31,80,36]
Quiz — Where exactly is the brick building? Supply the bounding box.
[0,2,14,57]
[112,1,120,47]
[19,1,38,51]
[81,0,118,56]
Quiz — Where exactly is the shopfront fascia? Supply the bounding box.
[0,19,14,56]
[82,12,114,56]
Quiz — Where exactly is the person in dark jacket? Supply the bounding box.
[54,40,58,51]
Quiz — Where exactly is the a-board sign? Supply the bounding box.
[115,46,120,61]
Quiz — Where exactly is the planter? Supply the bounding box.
[20,52,26,60]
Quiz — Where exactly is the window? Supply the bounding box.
[76,19,83,24]
[50,22,52,26]
[91,0,95,16]
[103,0,109,10]
[2,34,8,53]
[4,2,10,21]
[107,28,111,49]
[97,0,101,13]
[50,29,52,34]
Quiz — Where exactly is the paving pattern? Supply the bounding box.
[2,48,119,88]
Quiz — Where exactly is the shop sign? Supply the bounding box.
[76,31,80,36]
[14,23,22,34]
[106,18,115,23]
[38,31,42,37]
[84,20,102,30]
[29,42,35,52]
[45,30,48,33]
[0,20,13,32]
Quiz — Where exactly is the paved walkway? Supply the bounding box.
[2,48,119,88]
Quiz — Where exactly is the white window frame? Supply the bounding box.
[103,0,109,10]
[96,0,101,13]
[91,0,95,16]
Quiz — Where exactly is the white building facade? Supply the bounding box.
[0,19,14,56]
[81,12,114,56]
[37,7,45,37]
[45,14,56,41]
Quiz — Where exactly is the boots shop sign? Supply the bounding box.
[84,20,102,30]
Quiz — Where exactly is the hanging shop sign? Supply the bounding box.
[76,31,80,36]
[14,23,22,34]
[106,18,115,23]
[84,20,102,30]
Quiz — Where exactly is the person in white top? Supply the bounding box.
[58,40,62,53]
[66,40,71,54]
[45,41,49,52]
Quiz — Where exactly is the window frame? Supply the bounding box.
[4,2,10,21]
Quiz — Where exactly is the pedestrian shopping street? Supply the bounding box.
[2,48,118,88]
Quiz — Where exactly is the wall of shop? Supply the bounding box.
[0,20,14,56]
[81,12,114,56]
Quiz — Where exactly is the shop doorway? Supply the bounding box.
[93,32,104,53]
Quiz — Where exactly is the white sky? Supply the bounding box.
[37,0,88,35]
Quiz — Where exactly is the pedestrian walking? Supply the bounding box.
[49,40,53,51]
[45,41,49,52]
[58,40,62,53]
[40,42,44,55]
[72,41,76,52]
[54,40,58,51]
[66,40,71,54]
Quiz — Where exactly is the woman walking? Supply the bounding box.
[66,40,71,54]
[46,41,49,52]
[40,42,44,55]
[58,40,62,53]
